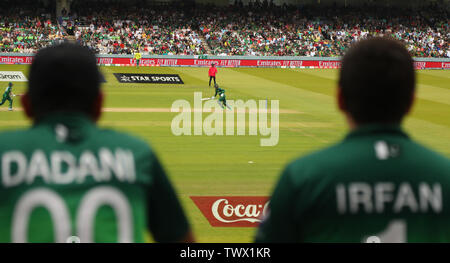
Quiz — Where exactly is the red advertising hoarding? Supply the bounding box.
[190,196,269,227]
[1,54,448,69]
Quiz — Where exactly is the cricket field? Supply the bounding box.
[0,64,449,242]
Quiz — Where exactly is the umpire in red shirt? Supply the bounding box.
[208,63,218,87]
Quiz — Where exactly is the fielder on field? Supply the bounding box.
[212,83,221,98]
[0,82,15,111]
[0,43,195,243]
[134,51,142,68]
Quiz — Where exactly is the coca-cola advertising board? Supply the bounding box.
[190,196,269,227]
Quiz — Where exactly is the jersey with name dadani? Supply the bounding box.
[0,113,189,243]
[256,125,450,243]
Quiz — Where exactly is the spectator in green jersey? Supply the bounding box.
[0,43,195,243]
[255,37,450,243]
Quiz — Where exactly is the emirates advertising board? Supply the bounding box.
[0,54,448,69]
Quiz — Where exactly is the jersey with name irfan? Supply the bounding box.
[0,113,189,243]
[255,125,450,243]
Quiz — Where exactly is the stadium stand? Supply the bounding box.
[0,0,448,58]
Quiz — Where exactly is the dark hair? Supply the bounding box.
[28,43,101,119]
[338,37,415,124]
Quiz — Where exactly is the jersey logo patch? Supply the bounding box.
[55,124,69,143]
[374,140,400,160]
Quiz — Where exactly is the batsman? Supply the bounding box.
[212,84,230,109]
[0,82,15,111]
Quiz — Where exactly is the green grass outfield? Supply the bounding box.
[0,64,449,242]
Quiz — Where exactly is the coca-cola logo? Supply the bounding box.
[190,196,269,227]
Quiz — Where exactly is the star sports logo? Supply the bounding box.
[120,76,131,82]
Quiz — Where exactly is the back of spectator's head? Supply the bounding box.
[338,37,415,125]
[24,43,102,121]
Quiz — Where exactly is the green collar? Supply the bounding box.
[33,112,95,128]
[33,112,96,142]
[345,124,409,140]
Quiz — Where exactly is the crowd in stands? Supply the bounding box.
[0,0,65,53]
[0,0,448,58]
[199,2,449,58]
[69,1,206,55]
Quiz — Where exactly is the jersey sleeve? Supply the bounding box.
[146,154,190,242]
[255,164,299,242]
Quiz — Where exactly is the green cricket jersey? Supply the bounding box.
[217,88,225,101]
[0,113,189,243]
[255,124,450,243]
[3,86,12,99]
